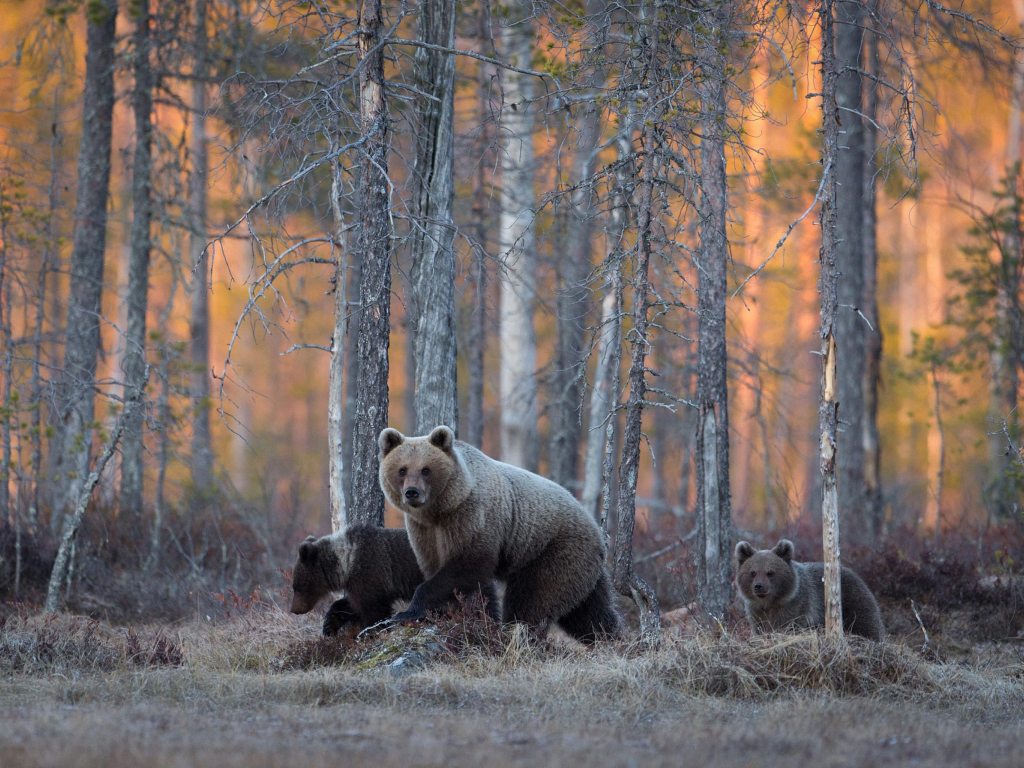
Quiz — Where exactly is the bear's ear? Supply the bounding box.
[299,539,318,563]
[772,539,794,563]
[427,425,454,453]
[735,541,755,566]
[379,428,405,458]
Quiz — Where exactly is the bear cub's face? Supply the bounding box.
[291,536,330,614]
[735,539,796,604]
[379,426,456,512]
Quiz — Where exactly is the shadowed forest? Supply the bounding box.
[1,0,1024,765]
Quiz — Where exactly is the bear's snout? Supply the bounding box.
[752,582,768,596]
[404,486,424,505]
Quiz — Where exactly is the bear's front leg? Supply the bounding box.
[322,597,358,636]
[393,556,499,623]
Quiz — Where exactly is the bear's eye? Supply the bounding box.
[766,571,774,577]
[398,468,407,477]
[421,467,430,476]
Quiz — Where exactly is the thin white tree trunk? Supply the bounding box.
[328,157,348,533]
[498,10,538,472]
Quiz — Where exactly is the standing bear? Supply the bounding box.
[378,425,621,643]
[735,539,884,641]
[290,525,424,635]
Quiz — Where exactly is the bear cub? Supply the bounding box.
[735,539,884,641]
[290,525,423,636]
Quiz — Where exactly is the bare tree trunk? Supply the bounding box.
[189,0,214,499]
[695,3,733,620]
[613,115,661,646]
[467,70,490,449]
[498,8,538,472]
[409,0,458,436]
[349,0,391,527]
[930,362,945,542]
[862,11,884,540]
[46,384,146,614]
[582,126,631,522]
[29,87,63,529]
[834,0,867,543]
[342,243,361,503]
[121,0,154,513]
[0,185,11,526]
[52,0,118,521]
[817,0,844,642]
[328,157,349,532]
[550,102,600,491]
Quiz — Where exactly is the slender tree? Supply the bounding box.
[327,156,349,532]
[349,0,392,527]
[51,0,118,521]
[121,0,155,513]
[409,0,458,436]
[817,0,844,641]
[497,5,538,472]
[834,0,867,542]
[694,1,733,620]
[189,0,214,498]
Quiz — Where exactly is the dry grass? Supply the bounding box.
[1,606,1022,767]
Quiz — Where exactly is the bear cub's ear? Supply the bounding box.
[379,428,405,458]
[299,536,318,563]
[735,541,755,566]
[428,425,454,453]
[772,539,794,563]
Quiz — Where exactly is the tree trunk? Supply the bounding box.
[46,384,146,614]
[466,26,491,451]
[349,0,391,527]
[834,0,867,543]
[328,156,349,532]
[695,4,733,620]
[0,184,11,526]
[930,362,945,541]
[613,116,660,647]
[498,9,538,472]
[818,0,844,642]
[121,0,154,513]
[862,11,884,540]
[549,103,601,492]
[189,0,214,499]
[52,0,118,521]
[409,0,458,437]
[342,239,362,503]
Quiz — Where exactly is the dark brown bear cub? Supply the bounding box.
[290,525,423,636]
[735,539,884,641]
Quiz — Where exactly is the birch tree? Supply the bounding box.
[498,6,538,472]
[409,0,458,436]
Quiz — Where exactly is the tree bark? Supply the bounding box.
[349,0,391,527]
[121,0,154,513]
[549,103,601,492]
[408,0,458,437]
[695,3,733,620]
[834,0,867,543]
[189,0,214,499]
[818,0,844,642]
[52,0,118,521]
[498,8,538,472]
[861,10,884,540]
[46,384,146,614]
[328,156,349,532]
[613,115,661,647]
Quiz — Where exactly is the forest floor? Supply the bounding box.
[1,606,1023,768]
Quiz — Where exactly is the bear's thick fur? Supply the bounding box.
[378,425,621,643]
[290,525,423,636]
[734,539,884,641]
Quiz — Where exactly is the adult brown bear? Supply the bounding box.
[378,426,620,643]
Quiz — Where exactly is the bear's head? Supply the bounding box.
[379,425,461,517]
[290,535,339,614]
[734,539,796,604]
